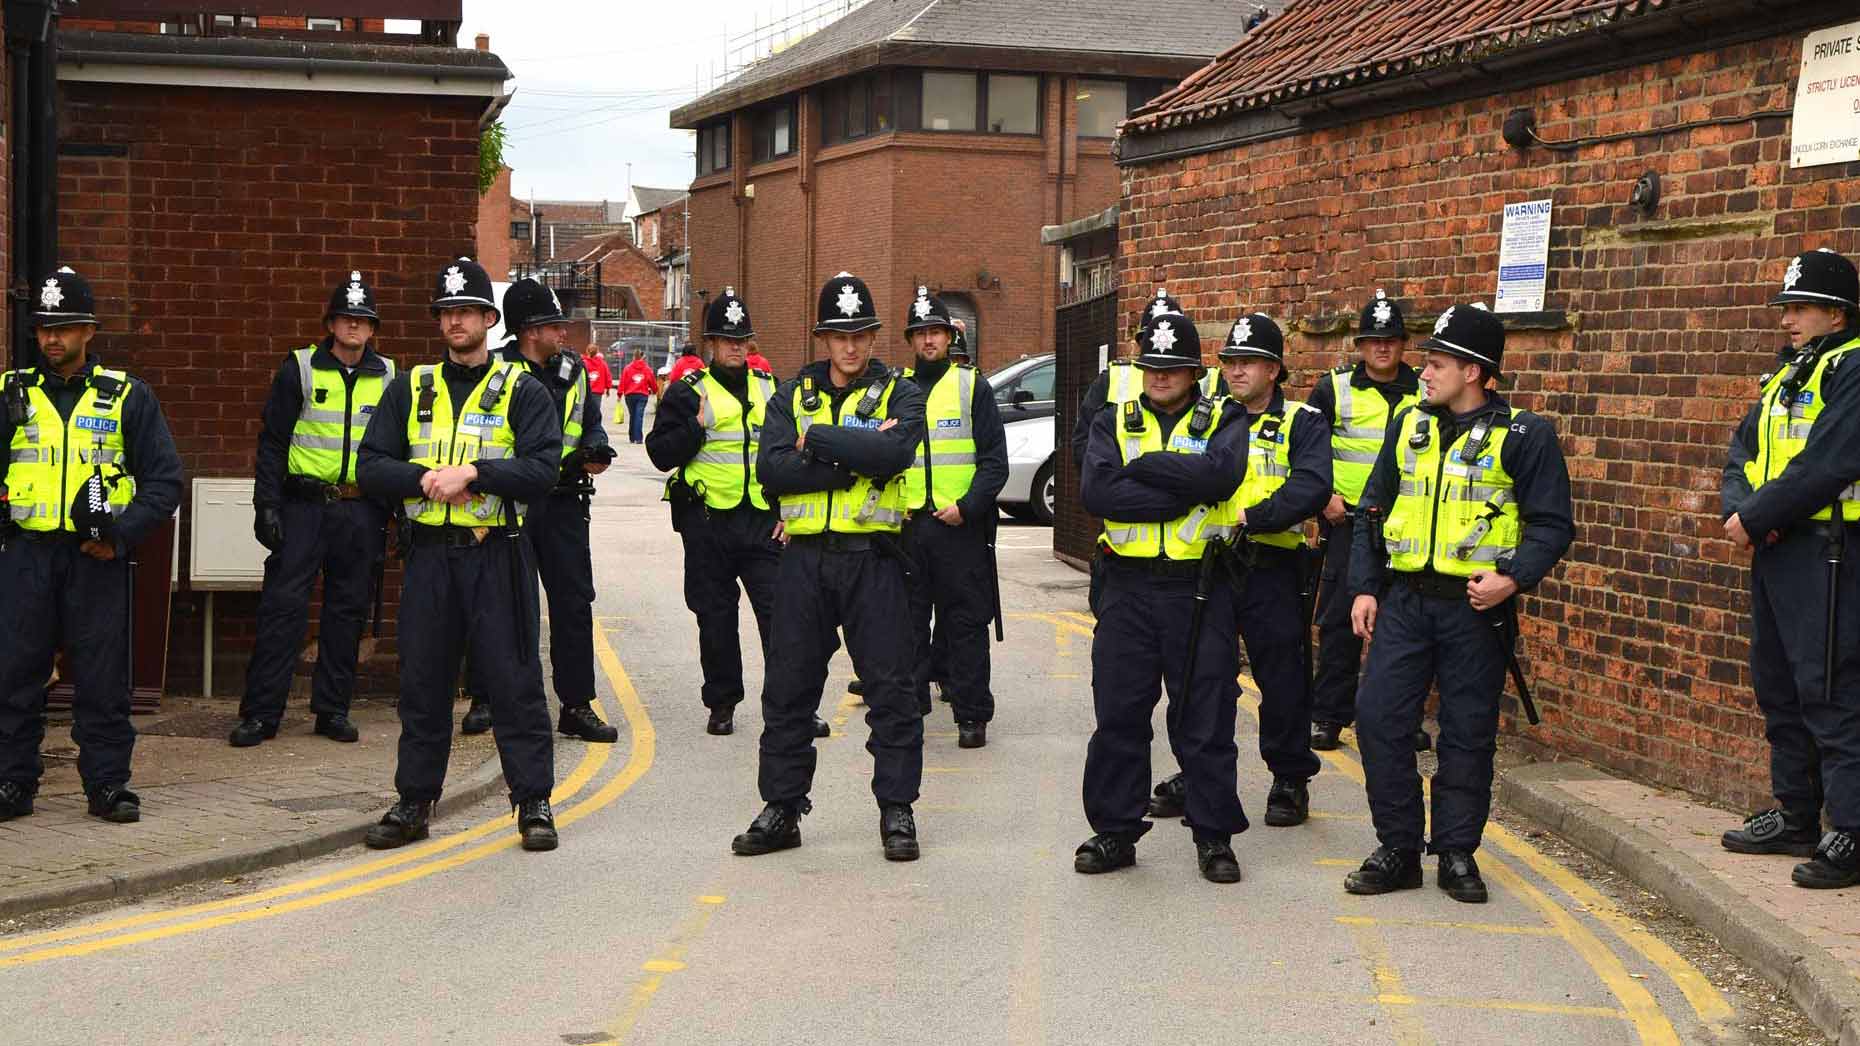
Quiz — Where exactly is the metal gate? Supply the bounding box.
[1053,288,1118,569]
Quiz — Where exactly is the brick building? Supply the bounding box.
[624,186,688,322]
[52,3,507,696]
[504,197,629,273]
[1115,0,1860,811]
[562,231,661,321]
[668,0,1277,375]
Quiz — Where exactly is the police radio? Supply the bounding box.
[2,372,26,426]
[853,372,888,421]
[1187,396,1216,439]
[1121,399,1144,434]
[1408,417,1432,450]
[478,365,510,411]
[416,369,437,425]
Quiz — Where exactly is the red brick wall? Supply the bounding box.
[594,242,666,321]
[56,81,487,696]
[475,163,512,278]
[1121,32,1860,811]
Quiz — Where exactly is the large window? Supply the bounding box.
[751,100,796,163]
[821,73,894,145]
[987,74,1039,134]
[1076,79,1129,138]
[922,72,978,132]
[696,120,732,176]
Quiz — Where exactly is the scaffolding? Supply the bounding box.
[696,0,872,96]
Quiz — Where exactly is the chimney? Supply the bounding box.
[474,33,491,52]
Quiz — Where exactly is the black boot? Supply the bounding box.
[0,780,33,821]
[732,800,806,855]
[1264,777,1309,827]
[1146,773,1187,819]
[517,798,559,852]
[1413,729,1432,752]
[847,679,866,701]
[881,803,920,862]
[365,798,433,849]
[1793,831,1860,889]
[1196,839,1242,883]
[228,717,278,748]
[86,785,140,824]
[1722,808,1820,857]
[1437,850,1488,903]
[558,704,619,743]
[813,715,831,738]
[1309,721,1344,751]
[707,709,735,736]
[314,713,360,743]
[1344,845,1422,895]
[957,721,987,749]
[460,696,492,735]
[1073,832,1137,874]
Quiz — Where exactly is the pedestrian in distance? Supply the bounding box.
[618,351,659,444]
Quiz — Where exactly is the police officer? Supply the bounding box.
[1343,303,1572,903]
[233,271,394,748]
[1719,248,1860,889]
[900,288,1008,746]
[0,267,183,823]
[469,276,619,745]
[1148,314,1331,826]
[729,272,927,861]
[645,287,818,738]
[1070,289,1221,468]
[1307,290,1423,752]
[356,257,563,852]
[1076,309,1250,883]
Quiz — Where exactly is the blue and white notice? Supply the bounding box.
[1495,198,1553,314]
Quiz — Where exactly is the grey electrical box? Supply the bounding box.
[190,478,268,590]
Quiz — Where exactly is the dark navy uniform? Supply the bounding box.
[1075,311,1251,883]
[356,258,561,851]
[0,268,184,823]
[238,272,393,745]
[647,288,783,734]
[1345,304,1571,901]
[1719,248,1860,888]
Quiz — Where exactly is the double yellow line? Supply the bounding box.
[0,624,652,969]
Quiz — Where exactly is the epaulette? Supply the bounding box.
[1332,363,1353,374]
[748,366,774,379]
[681,370,704,387]
[1109,357,1135,367]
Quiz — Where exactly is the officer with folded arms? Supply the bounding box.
[1307,291,1422,752]
[900,287,1008,745]
[234,271,394,748]
[0,267,183,824]
[357,257,563,852]
[646,287,808,738]
[1343,303,1571,903]
[1719,248,1860,889]
[469,276,619,745]
[1148,314,1330,827]
[729,272,927,862]
[1076,308,1250,883]
[1070,289,1219,468]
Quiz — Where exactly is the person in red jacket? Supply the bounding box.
[667,341,705,385]
[745,349,773,375]
[582,345,613,396]
[618,352,660,443]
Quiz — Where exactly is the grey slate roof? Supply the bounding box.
[632,187,689,216]
[671,0,1284,127]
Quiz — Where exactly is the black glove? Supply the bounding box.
[254,505,285,552]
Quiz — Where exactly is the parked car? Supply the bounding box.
[987,353,1056,524]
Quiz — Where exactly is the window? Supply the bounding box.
[751,100,796,163]
[986,74,1039,134]
[1018,362,1055,403]
[696,120,732,176]
[306,17,343,31]
[213,14,258,29]
[510,221,531,241]
[159,20,200,34]
[1076,79,1128,138]
[922,72,977,132]
[820,73,894,145]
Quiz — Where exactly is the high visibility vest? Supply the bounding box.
[287,346,395,484]
[492,345,587,461]
[1744,335,1860,523]
[1329,368,1419,505]
[1105,360,1217,405]
[1099,397,1236,560]
[3,367,137,532]
[1384,407,1521,577]
[1229,401,1315,550]
[902,364,978,510]
[403,362,527,528]
[777,373,906,536]
[681,368,775,511]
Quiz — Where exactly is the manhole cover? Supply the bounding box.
[271,791,391,814]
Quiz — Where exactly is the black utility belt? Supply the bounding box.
[1099,550,1203,580]
[284,478,365,502]
[1394,572,1471,600]
[788,532,878,553]
[409,524,517,548]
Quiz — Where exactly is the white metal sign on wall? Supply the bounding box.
[1791,20,1860,169]
[1496,199,1553,314]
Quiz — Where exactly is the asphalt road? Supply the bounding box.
[0,439,1815,1045]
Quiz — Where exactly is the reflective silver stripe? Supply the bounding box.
[1102,525,1153,544]
[797,415,815,435]
[1451,490,1514,560]
[1338,425,1385,441]
[295,348,316,403]
[1333,372,1354,427]
[1122,436,1142,460]
[851,487,884,523]
[1175,504,1212,542]
[702,426,738,443]
[691,450,740,465]
[928,451,974,466]
[862,508,904,525]
[1332,447,1379,464]
[300,407,348,425]
[1397,479,1428,497]
[1387,537,1419,554]
[695,384,715,429]
[410,441,443,459]
[289,434,346,451]
[780,501,819,521]
[477,446,514,461]
[1253,461,1289,478]
[8,447,51,464]
[1844,482,1860,501]
[1786,422,1816,439]
[10,502,46,521]
[86,448,125,465]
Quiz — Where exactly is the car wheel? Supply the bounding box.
[1030,459,1056,525]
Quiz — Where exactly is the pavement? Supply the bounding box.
[0,438,1838,1045]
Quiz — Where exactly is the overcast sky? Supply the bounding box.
[462,0,791,203]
